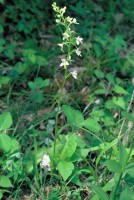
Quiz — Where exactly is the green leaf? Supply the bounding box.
[28,77,50,90]
[0,190,3,199]
[0,133,12,152]
[122,111,134,122]
[94,69,104,79]
[113,96,126,110]
[105,160,121,173]
[106,73,115,84]
[0,77,11,85]
[82,118,101,132]
[71,149,90,162]
[95,88,107,95]
[35,56,48,66]
[91,183,109,200]
[57,161,74,181]
[60,134,77,160]
[120,186,134,200]
[0,112,12,131]
[113,85,128,95]
[126,162,134,178]
[0,176,13,188]
[119,142,127,168]
[62,105,84,129]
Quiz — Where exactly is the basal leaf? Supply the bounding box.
[0,112,12,131]
[60,134,77,160]
[105,160,121,173]
[0,133,12,152]
[0,176,13,188]
[58,161,74,181]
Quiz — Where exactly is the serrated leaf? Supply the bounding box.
[60,134,77,160]
[0,112,12,131]
[91,183,109,200]
[0,133,12,152]
[0,176,13,188]
[113,85,128,95]
[113,96,126,110]
[105,160,121,173]
[57,161,74,181]
[62,105,84,129]
[82,118,101,132]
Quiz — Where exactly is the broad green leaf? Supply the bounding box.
[126,162,134,178]
[119,142,127,168]
[71,149,90,162]
[0,133,12,152]
[0,190,3,199]
[120,186,134,200]
[60,134,77,160]
[95,88,107,95]
[91,183,109,200]
[82,118,101,132]
[113,96,126,110]
[105,160,121,173]
[0,77,11,85]
[28,77,50,90]
[58,161,74,181]
[106,73,115,84]
[35,56,48,66]
[0,112,12,131]
[62,105,84,129]
[113,85,128,95]
[122,111,134,122]
[0,176,13,188]
[94,69,104,79]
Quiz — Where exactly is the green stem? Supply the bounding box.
[54,67,67,154]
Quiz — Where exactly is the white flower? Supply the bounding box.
[70,71,77,79]
[55,19,60,23]
[63,32,70,40]
[76,48,82,56]
[58,43,64,51]
[72,18,79,24]
[60,58,69,67]
[76,36,83,45]
[40,154,51,171]
[66,16,73,23]
[60,6,66,15]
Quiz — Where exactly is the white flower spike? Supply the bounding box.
[76,36,83,45]
[71,71,77,79]
[40,154,51,171]
[60,59,69,67]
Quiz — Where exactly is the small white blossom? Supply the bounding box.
[63,32,70,40]
[55,19,60,23]
[66,16,73,23]
[76,48,82,56]
[60,6,66,15]
[58,43,64,51]
[40,154,51,171]
[72,18,79,24]
[60,58,69,67]
[76,36,83,45]
[70,71,77,79]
